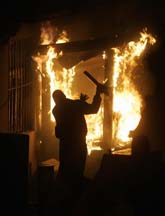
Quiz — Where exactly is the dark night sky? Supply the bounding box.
[1,0,164,24]
[0,0,165,43]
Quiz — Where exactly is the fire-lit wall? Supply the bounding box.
[0,23,43,179]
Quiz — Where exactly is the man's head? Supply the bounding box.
[52,90,66,105]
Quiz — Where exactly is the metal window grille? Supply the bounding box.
[8,38,34,132]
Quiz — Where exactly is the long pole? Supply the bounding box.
[103,49,113,151]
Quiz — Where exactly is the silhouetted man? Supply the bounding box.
[52,86,103,184]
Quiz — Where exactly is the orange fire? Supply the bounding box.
[112,29,156,149]
[33,24,156,154]
[33,23,103,154]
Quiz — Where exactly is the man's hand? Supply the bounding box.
[96,83,109,95]
[80,93,89,101]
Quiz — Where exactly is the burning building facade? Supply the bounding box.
[1,3,165,212]
[0,16,158,178]
[33,23,156,159]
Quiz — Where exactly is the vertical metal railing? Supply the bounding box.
[8,38,34,132]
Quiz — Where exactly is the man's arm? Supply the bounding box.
[80,86,102,114]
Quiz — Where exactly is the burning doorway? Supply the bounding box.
[33,24,156,162]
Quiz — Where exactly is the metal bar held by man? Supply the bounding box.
[83,71,109,95]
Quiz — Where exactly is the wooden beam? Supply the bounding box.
[35,36,120,54]
[103,48,114,151]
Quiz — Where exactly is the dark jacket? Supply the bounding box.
[52,92,101,141]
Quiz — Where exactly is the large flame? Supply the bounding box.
[33,24,156,154]
[33,23,103,154]
[112,29,156,149]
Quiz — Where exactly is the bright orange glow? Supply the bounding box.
[112,29,156,149]
[33,24,156,154]
[33,24,103,154]
[56,30,69,44]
